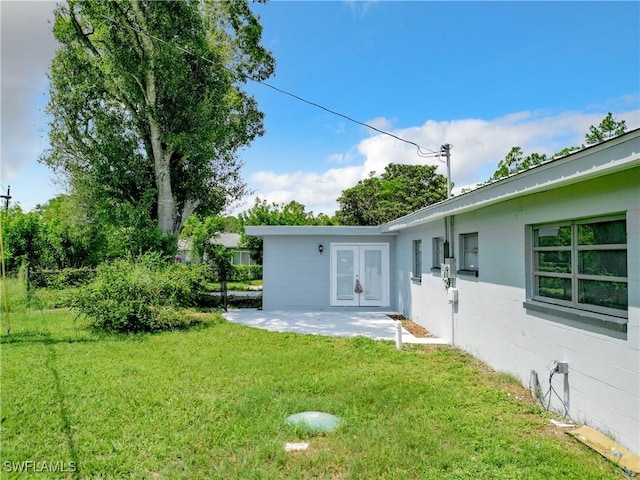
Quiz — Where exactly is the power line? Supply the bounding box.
[96,12,441,158]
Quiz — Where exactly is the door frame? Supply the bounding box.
[329,243,390,307]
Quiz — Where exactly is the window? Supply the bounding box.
[432,237,444,268]
[413,240,422,279]
[460,233,479,273]
[233,250,255,265]
[532,216,627,318]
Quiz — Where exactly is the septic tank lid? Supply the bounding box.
[285,411,341,432]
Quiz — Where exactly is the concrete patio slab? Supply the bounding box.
[221,309,448,345]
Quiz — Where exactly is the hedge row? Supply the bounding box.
[230,265,262,282]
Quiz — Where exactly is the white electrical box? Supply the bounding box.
[447,287,458,304]
[440,263,451,279]
[441,258,456,278]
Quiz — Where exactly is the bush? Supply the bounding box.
[230,265,262,282]
[74,253,210,333]
[29,267,97,289]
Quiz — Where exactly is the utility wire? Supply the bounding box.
[96,12,441,158]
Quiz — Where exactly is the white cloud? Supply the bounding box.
[245,108,640,216]
[364,116,396,134]
[247,166,363,215]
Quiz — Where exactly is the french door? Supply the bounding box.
[330,244,389,307]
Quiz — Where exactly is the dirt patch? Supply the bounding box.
[387,314,433,338]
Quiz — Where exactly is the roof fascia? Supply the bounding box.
[245,225,396,237]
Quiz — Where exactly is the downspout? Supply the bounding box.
[443,214,456,346]
[449,215,456,346]
[441,143,456,346]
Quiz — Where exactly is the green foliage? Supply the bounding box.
[552,146,580,158]
[335,163,448,225]
[188,215,235,286]
[585,112,627,145]
[489,147,548,182]
[43,0,275,236]
[28,267,96,289]
[486,112,627,186]
[239,198,336,263]
[2,196,108,272]
[74,253,210,332]
[181,213,241,238]
[230,264,262,282]
[2,207,42,272]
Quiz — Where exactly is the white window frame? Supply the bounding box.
[233,250,255,265]
[460,233,479,273]
[531,215,628,319]
[412,239,422,281]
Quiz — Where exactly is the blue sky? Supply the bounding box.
[1,1,639,215]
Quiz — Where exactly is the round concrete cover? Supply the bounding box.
[285,411,341,432]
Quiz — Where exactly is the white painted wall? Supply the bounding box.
[395,168,640,455]
[262,235,396,310]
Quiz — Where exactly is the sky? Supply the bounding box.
[1,1,639,216]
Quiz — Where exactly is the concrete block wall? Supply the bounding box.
[394,169,640,454]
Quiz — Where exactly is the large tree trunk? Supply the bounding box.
[132,0,176,236]
[149,118,176,236]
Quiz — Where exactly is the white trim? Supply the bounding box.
[330,243,390,307]
[245,225,390,236]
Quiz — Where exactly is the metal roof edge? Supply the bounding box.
[380,129,640,233]
[244,225,396,237]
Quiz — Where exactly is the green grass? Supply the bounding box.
[208,279,263,291]
[0,308,624,479]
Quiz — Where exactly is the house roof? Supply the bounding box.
[178,233,243,250]
[213,233,242,248]
[245,129,640,238]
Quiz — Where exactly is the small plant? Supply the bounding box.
[74,253,209,332]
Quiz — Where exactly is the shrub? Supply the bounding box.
[74,253,210,333]
[29,267,97,289]
[230,265,262,282]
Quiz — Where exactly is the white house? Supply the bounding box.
[246,129,640,455]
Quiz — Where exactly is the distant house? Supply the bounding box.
[176,233,257,265]
[247,129,640,456]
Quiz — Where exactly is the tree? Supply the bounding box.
[2,206,42,272]
[34,195,108,268]
[335,163,448,226]
[488,147,547,182]
[42,0,275,239]
[239,198,335,263]
[189,215,234,309]
[585,112,627,145]
[1,197,108,272]
[486,112,628,185]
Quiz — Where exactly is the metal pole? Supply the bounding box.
[395,319,403,350]
[441,145,451,199]
[0,185,11,212]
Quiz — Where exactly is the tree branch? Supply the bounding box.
[69,3,101,58]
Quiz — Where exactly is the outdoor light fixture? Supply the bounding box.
[318,244,324,254]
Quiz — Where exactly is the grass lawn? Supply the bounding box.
[0,308,624,479]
